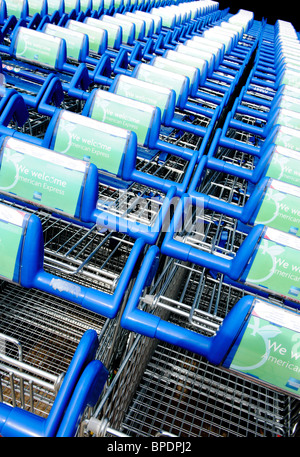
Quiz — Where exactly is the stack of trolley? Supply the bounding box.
[0,0,299,438]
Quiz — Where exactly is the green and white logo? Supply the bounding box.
[53,110,128,175]
[15,28,61,68]
[246,227,300,301]
[0,138,87,217]
[254,180,300,235]
[228,299,300,396]
[90,90,154,146]
[266,146,300,186]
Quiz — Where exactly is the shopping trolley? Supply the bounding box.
[119,238,300,396]
[0,76,66,146]
[125,7,225,66]
[147,50,239,107]
[55,12,135,71]
[0,197,147,317]
[4,0,29,22]
[81,85,218,161]
[0,45,65,114]
[0,90,199,199]
[219,104,300,160]
[82,305,300,437]
[252,31,300,83]
[0,100,183,246]
[250,47,300,93]
[241,77,300,119]
[204,127,300,189]
[225,93,300,150]
[160,190,300,310]
[186,147,300,237]
[0,25,94,110]
[0,265,137,436]
[160,6,226,50]
[234,79,300,128]
[126,45,236,103]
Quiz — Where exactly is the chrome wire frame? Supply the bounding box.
[0,280,107,417]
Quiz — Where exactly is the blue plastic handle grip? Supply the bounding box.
[120,244,255,363]
[44,328,101,437]
[56,360,109,437]
[161,194,265,281]
[205,129,275,184]
[14,207,146,317]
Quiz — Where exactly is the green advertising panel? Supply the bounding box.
[274,125,300,152]
[85,17,119,49]
[28,0,44,16]
[278,95,300,114]
[281,68,300,89]
[0,205,26,282]
[178,43,214,68]
[151,10,174,28]
[53,110,128,175]
[165,49,207,74]
[203,29,231,52]
[281,85,300,100]
[254,179,300,235]
[266,146,300,187]
[15,28,61,68]
[245,227,300,302]
[227,299,300,397]
[121,14,144,39]
[0,138,87,217]
[6,0,25,18]
[221,22,244,39]
[90,90,154,146]
[152,57,197,88]
[64,0,78,13]
[67,20,106,54]
[47,0,62,14]
[104,0,113,9]
[128,12,151,35]
[44,24,84,61]
[274,108,300,131]
[115,76,171,120]
[92,0,102,9]
[80,0,90,10]
[102,16,132,44]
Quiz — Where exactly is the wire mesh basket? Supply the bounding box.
[0,281,106,418]
[81,319,300,437]
[0,198,146,318]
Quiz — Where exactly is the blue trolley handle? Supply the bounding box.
[205,129,275,184]
[203,176,270,224]
[219,111,262,156]
[161,194,265,281]
[228,100,284,139]
[0,92,29,128]
[44,329,102,437]
[219,110,280,157]
[233,90,269,121]
[36,76,65,116]
[56,360,109,437]
[20,213,146,318]
[120,245,254,364]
